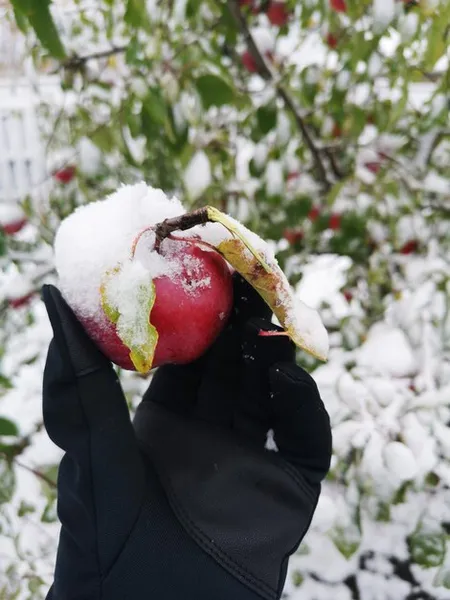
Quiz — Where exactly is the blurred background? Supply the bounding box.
[0,0,449,598]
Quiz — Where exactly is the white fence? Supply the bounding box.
[0,76,66,207]
[0,81,47,203]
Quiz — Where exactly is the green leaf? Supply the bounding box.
[100,264,159,373]
[124,0,150,29]
[143,89,168,127]
[434,552,450,589]
[0,459,15,504]
[409,524,446,568]
[0,374,12,391]
[12,5,28,33]
[41,497,58,523]
[18,500,35,517]
[89,126,116,153]
[0,229,6,257]
[331,524,361,559]
[257,103,278,135]
[196,74,235,109]
[423,15,448,70]
[11,0,66,59]
[0,418,19,437]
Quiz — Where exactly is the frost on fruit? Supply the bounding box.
[100,262,158,373]
[205,206,329,361]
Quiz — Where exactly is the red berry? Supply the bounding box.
[343,289,353,303]
[8,293,34,309]
[53,165,77,184]
[326,33,338,49]
[242,50,258,73]
[400,240,419,255]
[330,0,347,12]
[267,1,290,26]
[332,123,342,138]
[329,213,341,230]
[283,228,303,245]
[308,207,320,221]
[364,161,381,174]
[2,218,27,235]
[286,171,300,182]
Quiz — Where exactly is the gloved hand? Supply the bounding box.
[42,274,331,600]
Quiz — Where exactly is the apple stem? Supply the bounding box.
[154,208,210,252]
[258,330,290,338]
[131,226,155,258]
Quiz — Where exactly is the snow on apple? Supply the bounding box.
[54,183,329,373]
[54,183,232,372]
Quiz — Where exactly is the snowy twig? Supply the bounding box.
[152,208,210,252]
[226,0,331,191]
[61,45,127,70]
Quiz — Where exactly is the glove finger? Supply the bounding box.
[233,317,295,448]
[269,363,332,483]
[141,360,204,416]
[231,273,272,325]
[194,323,240,427]
[42,284,110,377]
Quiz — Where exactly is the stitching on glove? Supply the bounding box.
[154,460,277,600]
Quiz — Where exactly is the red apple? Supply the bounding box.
[308,207,320,221]
[286,171,300,183]
[330,0,347,12]
[400,240,419,255]
[53,165,77,184]
[8,293,35,309]
[267,1,290,26]
[343,289,353,303]
[364,161,381,174]
[332,123,342,138]
[2,218,27,235]
[326,33,338,49]
[283,228,303,245]
[242,50,258,73]
[78,237,233,371]
[329,213,341,230]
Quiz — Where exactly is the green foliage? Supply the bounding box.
[2,0,450,596]
[10,0,65,59]
[0,461,15,505]
[409,523,447,569]
[196,74,235,109]
[0,418,19,437]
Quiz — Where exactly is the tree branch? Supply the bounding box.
[13,459,57,489]
[62,45,127,70]
[226,0,331,191]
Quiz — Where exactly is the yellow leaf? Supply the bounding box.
[215,237,328,362]
[100,264,159,373]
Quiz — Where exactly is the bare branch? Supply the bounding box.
[62,45,127,71]
[226,0,331,191]
[14,459,57,489]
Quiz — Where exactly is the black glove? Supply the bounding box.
[42,275,331,600]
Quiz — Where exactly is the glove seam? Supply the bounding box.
[152,458,276,600]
